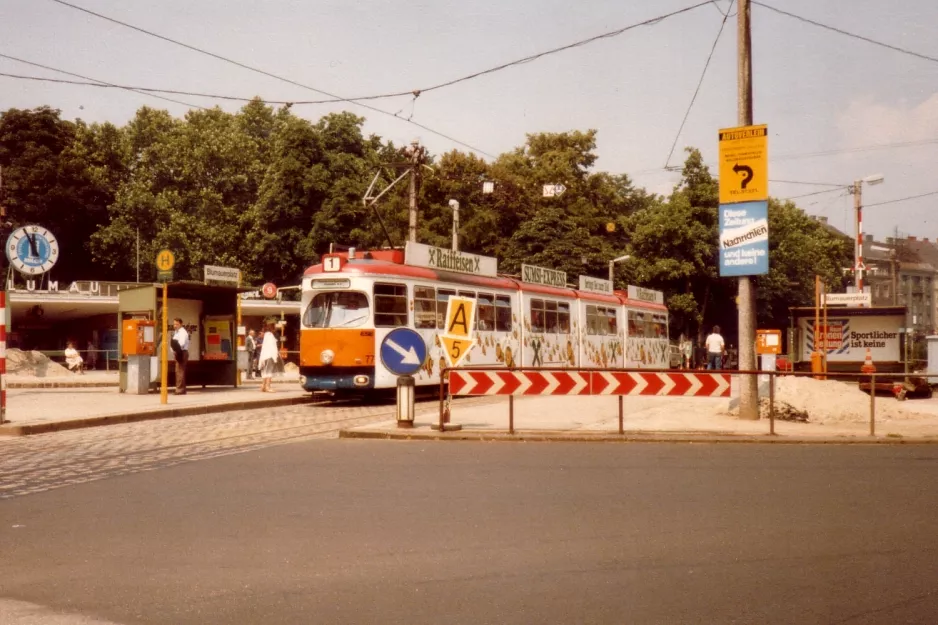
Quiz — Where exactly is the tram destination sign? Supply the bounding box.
[404,241,497,277]
[578,275,613,295]
[627,285,664,305]
[522,264,567,288]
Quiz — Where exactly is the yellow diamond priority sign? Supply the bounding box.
[719,124,767,204]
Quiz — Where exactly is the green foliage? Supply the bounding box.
[0,103,855,347]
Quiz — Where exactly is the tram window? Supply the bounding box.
[530,299,546,333]
[606,308,618,335]
[414,286,436,329]
[477,293,495,331]
[653,313,668,338]
[303,291,369,328]
[628,311,646,337]
[545,300,558,334]
[437,289,455,329]
[557,302,571,333]
[374,283,408,327]
[495,295,512,332]
[587,305,616,335]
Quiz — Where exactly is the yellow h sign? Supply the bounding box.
[155,249,175,271]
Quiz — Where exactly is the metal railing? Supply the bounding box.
[438,365,933,436]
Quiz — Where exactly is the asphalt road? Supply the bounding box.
[2,437,938,624]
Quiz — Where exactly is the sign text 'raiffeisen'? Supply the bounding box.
[405,241,498,277]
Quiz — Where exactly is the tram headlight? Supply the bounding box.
[320,349,335,365]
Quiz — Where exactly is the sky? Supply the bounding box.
[2,0,938,242]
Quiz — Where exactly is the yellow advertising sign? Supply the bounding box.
[444,297,476,338]
[718,124,767,204]
[440,334,477,368]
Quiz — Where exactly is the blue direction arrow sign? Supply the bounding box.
[380,328,428,376]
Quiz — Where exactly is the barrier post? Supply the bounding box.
[160,282,169,405]
[395,375,415,428]
[869,372,876,437]
[768,372,775,435]
[618,395,624,435]
[508,394,514,435]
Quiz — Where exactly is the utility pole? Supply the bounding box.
[0,165,5,424]
[854,180,863,291]
[736,0,758,420]
[405,140,426,244]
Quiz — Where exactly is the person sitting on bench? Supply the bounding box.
[65,340,84,374]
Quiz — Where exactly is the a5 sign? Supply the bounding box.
[439,296,477,368]
[6,225,59,275]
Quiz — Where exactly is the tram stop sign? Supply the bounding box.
[380,328,427,376]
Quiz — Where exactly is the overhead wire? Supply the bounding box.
[752,1,938,65]
[0,52,205,110]
[865,190,938,208]
[664,0,734,168]
[46,0,714,158]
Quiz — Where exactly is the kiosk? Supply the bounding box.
[117,282,250,391]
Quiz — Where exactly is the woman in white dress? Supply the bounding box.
[64,340,84,374]
[258,322,279,392]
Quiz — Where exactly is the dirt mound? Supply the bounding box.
[6,348,75,377]
[744,375,932,424]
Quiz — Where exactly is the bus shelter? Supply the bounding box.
[117,282,251,391]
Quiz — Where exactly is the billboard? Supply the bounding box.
[719,201,769,277]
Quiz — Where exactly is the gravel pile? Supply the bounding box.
[757,375,932,424]
[6,348,74,377]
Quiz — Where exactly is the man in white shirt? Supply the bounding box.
[705,325,725,370]
[172,317,190,394]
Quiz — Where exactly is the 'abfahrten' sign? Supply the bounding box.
[719,201,769,277]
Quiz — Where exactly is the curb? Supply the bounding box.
[0,395,318,437]
[339,428,938,445]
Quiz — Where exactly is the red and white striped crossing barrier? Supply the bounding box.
[449,369,731,398]
[449,370,590,396]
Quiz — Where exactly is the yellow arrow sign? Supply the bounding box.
[444,297,476,338]
[440,335,477,368]
[155,249,176,271]
[718,124,767,204]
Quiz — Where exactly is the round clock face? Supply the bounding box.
[6,225,59,275]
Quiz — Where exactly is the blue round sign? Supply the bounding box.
[380,328,428,376]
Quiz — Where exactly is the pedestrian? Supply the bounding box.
[171,317,189,395]
[85,339,97,371]
[245,329,256,379]
[706,325,725,370]
[64,340,84,374]
[258,322,279,393]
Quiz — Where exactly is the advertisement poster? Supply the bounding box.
[801,316,902,362]
[719,200,769,277]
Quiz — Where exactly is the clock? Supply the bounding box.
[6,225,59,275]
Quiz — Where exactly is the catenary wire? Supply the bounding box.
[45,0,493,156]
[664,0,734,168]
[46,0,715,157]
[865,190,938,208]
[753,1,938,65]
[0,52,205,110]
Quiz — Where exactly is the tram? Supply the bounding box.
[299,243,670,393]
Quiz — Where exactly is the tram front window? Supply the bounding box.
[304,292,369,328]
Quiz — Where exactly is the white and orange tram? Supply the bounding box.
[299,246,670,393]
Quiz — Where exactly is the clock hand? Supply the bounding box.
[26,232,39,258]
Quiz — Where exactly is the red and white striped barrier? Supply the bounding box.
[591,371,730,397]
[449,370,590,396]
[449,369,731,398]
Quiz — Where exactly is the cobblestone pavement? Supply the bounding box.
[0,396,466,500]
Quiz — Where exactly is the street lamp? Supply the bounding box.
[852,174,884,292]
[447,199,459,252]
[608,254,631,285]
